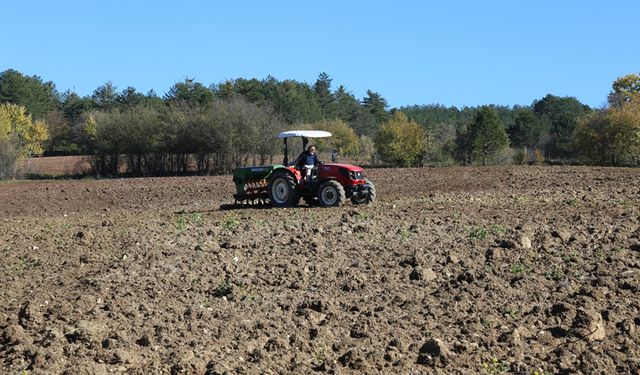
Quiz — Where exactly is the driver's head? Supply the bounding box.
[308,145,316,154]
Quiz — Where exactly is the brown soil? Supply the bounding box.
[1,166,639,374]
[21,155,92,176]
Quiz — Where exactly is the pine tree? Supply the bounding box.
[313,72,336,119]
[467,106,509,165]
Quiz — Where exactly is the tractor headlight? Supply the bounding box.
[350,171,363,180]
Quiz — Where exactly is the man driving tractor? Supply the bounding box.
[293,144,323,183]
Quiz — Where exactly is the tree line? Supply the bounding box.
[1,68,639,179]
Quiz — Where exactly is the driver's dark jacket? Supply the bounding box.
[293,151,322,169]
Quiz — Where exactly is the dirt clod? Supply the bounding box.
[417,338,451,366]
[572,308,606,342]
[520,235,532,249]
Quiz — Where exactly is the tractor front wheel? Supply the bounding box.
[268,171,299,207]
[351,179,377,205]
[318,180,346,207]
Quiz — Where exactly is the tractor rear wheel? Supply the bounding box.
[318,180,346,207]
[351,179,376,205]
[268,171,299,207]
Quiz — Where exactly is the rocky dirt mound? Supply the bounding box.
[0,166,639,374]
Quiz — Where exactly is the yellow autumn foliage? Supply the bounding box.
[304,119,360,158]
[0,103,49,157]
[576,102,640,165]
[374,111,428,167]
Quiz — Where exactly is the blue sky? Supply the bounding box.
[2,0,638,108]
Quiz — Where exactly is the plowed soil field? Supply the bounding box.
[1,166,639,374]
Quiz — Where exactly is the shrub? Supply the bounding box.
[374,111,428,167]
[0,103,49,179]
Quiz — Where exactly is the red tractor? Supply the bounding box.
[230,130,376,208]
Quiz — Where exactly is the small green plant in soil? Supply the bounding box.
[223,217,240,231]
[482,357,509,374]
[190,212,203,224]
[489,224,506,234]
[469,227,489,240]
[595,247,624,261]
[355,211,371,220]
[469,224,505,240]
[481,318,493,328]
[560,250,578,263]
[399,228,412,239]
[510,262,527,274]
[512,196,532,206]
[176,215,186,230]
[14,256,41,273]
[544,264,564,280]
[565,198,579,207]
[212,281,233,298]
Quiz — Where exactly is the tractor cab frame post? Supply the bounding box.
[283,137,288,165]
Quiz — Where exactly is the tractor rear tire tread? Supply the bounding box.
[268,171,299,208]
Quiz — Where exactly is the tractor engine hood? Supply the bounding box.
[321,163,364,172]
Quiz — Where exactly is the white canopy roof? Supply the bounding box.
[278,130,332,139]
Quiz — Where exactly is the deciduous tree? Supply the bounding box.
[576,105,640,165]
[609,73,640,107]
[374,111,428,167]
[308,119,360,159]
[0,103,49,178]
